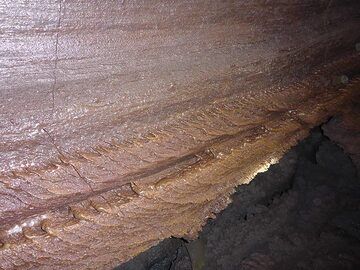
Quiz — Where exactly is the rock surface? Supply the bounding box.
[0,0,359,269]
[323,104,360,171]
[118,128,360,270]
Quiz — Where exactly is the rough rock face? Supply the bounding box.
[191,130,360,270]
[323,105,360,171]
[0,0,359,269]
[117,129,360,270]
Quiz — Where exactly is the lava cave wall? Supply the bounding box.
[0,0,359,269]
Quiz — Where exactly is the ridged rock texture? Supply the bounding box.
[0,0,359,269]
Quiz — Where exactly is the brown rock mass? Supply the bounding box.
[0,0,359,269]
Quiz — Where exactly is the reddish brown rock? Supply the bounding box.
[0,0,359,269]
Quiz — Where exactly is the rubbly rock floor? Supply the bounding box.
[115,126,360,270]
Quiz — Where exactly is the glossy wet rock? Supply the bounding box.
[0,0,360,269]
